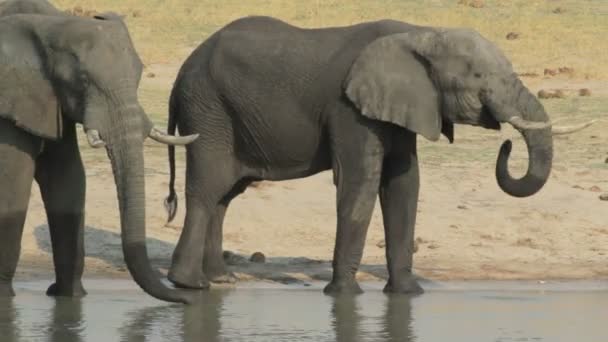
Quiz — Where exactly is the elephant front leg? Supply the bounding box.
[379,134,423,295]
[0,121,40,296]
[35,125,86,297]
[324,143,383,295]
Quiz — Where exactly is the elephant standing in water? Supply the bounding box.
[164,16,589,294]
[0,12,198,303]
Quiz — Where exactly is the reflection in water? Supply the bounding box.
[331,294,416,342]
[382,294,415,342]
[0,298,19,342]
[0,297,85,342]
[3,282,606,341]
[331,295,362,342]
[47,298,85,342]
[120,290,227,342]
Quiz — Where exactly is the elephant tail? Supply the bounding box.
[164,102,178,224]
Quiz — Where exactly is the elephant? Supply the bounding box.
[0,0,62,16]
[0,13,198,303]
[163,16,590,294]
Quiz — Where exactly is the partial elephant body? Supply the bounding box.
[0,0,62,17]
[166,16,556,293]
[172,18,444,179]
[0,10,196,303]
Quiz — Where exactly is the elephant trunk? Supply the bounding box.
[493,79,553,197]
[102,105,192,304]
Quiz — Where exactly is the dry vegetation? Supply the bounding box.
[53,0,608,78]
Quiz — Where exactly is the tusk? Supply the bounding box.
[86,129,106,148]
[508,116,552,130]
[552,120,597,135]
[148,127,199,145]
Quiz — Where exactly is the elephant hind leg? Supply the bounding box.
[203,179,250,284]
[168,151,243,289]
[34,123,86,297]
[0,120,41,296]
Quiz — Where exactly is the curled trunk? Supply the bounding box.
[494,81,553,197]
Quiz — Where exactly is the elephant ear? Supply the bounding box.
[344,30,446,142]
[0,24,62,139]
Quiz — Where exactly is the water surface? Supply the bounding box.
[1,280,607,341]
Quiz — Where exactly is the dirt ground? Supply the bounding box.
[14,59,607,286]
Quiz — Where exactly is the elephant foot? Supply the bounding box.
[46,282,87,297]
[168,269,210,290]
[207,270,238,284]
[383,275,424,295]
[204,263,238,284]
[323,279,363,295]
[0,282,15,297]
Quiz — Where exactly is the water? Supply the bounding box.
[1,280,607,342]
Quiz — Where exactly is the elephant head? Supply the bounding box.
[0,14,197,303]
[345,26,590,197]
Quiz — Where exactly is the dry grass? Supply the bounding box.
[53,0,608,78]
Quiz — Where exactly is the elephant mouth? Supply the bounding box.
[478,106,501,130]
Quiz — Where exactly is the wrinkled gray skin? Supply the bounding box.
[165,16,554,294]
[0,0,62,16]
[0,12,195,303]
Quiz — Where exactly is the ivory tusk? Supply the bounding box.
[507,116,552,130]
[552,120,597,135]
[148,127,199,145]
[86,129,106,148]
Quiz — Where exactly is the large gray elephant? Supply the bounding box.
[0,12,197,303]
[164,16,588,294]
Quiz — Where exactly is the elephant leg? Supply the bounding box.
[324,123,385,295]
[0,120,41,296]
[203,180,249,284]
[34,124,86,297]
[379,132,423,294]
[168,152,239,290]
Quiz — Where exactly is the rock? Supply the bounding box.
[376,240,386,248]
[131,10,141,18]
[544,68,558,76]
[554,89,566,98]
[223,250,247,266]
[416,237,429,244]
[579,88,592,96]
[599,193,608,201]
[538,89,552,99]
[146,72,155,78]
[558,67,575,76]
[552,7,565,14]
[250,251,266,263]
[518,72,539,78]
[506,32,519,40]
[458,0,484,8]
[604,157,608,164]
[427,244,439,250]
[457,204,468,210]
[589,186,602,192]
